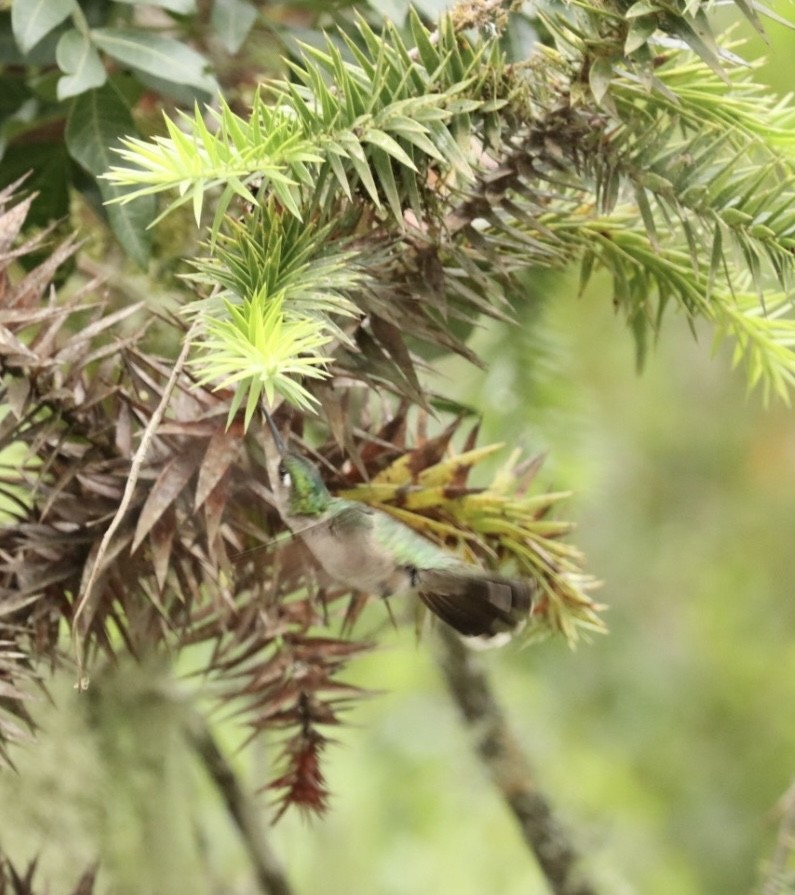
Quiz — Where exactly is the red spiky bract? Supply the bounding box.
[269,726,331,822]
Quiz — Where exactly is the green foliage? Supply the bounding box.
[9,0,222,96]
[102,0,795,417]
[187,203,364,418]
[103,11,488,225]
[1,0,251,259]
[91,0,795,646]
[193,290,336,422]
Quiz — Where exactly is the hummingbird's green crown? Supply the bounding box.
[279,453,331,516]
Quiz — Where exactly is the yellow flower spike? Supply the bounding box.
[371,454,416,485]
[337,482,403,502]
[489,447,524,494]
[370,442,505,487]
[339,483,453,511]
[402,487,459,511]
[416,443,504,487]
[529,520,578,538]
[367,503,480,542]
[340,439,604,646]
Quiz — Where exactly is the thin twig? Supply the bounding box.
[72,320,200,680]
[761,777,795,895]
[434,626,599,895]
[187,712,295,895]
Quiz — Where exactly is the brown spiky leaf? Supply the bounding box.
[0,855,97,895]
[132,447,204,551]
[0,175,600,821]
[195,427,242,510]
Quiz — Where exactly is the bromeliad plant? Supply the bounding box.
[337,434,603,644]
[3,0,795,824]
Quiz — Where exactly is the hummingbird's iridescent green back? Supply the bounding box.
[280,453,331,516]
[369,508,458,571]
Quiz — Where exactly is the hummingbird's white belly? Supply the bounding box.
[296,521,411,597]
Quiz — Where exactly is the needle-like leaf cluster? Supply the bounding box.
[5,0,795,818]
[104,1,795,406]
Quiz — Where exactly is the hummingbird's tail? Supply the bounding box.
[414,568,533,639]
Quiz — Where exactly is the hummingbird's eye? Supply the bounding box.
[278,463,291,489]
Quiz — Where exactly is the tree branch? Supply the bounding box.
[434,627,599,895]
[187,712,295,895]
[71,319,199,681]
[761,776,795,895]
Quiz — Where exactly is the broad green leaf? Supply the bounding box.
[0,140,72,225]
[66,84,154,266]
[625,0,660,16]
[90,28,218,95]
[625,16,657,54]
[134,69,205,105]
[0,78,36,155]
[56,28,106,99]
[0,20,61,64]
[65,83,132,179]
[102,184,155,268]
[114,0,197,13]
[211,0,257,54]
[589,57,613,105]
[11,0,74,54]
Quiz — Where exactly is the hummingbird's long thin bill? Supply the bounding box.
[263,406,288,455]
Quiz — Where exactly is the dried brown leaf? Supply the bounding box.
[0,193,33,256]
[341,591,371,634]
[5,378,30,419]
[132,448,202,552]
[7,236,79,309]
[71,864,98,895]
[54,303,144,366]
[150,512,177,592]
[74,528,135,638]
[115,401,132,456]
[370,316,425,403]
[195,428,242,510]
[0,326,38,363]
[203,474,229,550]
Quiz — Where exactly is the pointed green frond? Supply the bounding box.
[100,2,795,412]
[710,292,795,405]
[192,289,333,423]
[100,9,501,231]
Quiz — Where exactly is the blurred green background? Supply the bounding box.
[3,6,795,895]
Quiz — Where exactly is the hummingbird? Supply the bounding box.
[266,418,534,642]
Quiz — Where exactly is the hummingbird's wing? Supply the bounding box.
[414,568,533,638]
[326,499,376,533]
[316,500,534,639]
